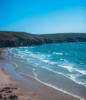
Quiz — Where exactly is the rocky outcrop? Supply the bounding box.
[0,31,86,47]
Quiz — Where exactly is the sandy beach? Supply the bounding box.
[0,49,83,100]
[0,54,38,100]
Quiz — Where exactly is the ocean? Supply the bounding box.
[3,42,86,99]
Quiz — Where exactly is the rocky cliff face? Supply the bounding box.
[0,31,86,47]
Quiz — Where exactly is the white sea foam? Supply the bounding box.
[35,65,86,88]
[23,51,48,61]
[32,69,84,100]
[41,55,46,57]
[60,58,68,62]
[19,47,22,48]
[37,64,86,88]
[39,58,44,59]
[59,65,73,72]
[41,60,49,63]
[58,65,86,75]
[47,55,51,57]
[18,51,25,54]
[68,74,86,87]
[49,62,56,65]
[74,69,86,75]
[53,52,63,55]
[23,47,27,48]
[9,60,18,68]
[40,66,68,78]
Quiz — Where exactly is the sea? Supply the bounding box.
[3,42,86,99]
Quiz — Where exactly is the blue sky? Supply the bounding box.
[0,0,86,34]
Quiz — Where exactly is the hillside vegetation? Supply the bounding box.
[0,31,86,47]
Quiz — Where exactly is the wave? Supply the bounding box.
[41,60,49,63]
[58,65,73,72]
[18,70,84,100]
[37,65,86,88]
[32,69,84,100]
[58,65,86,75]
[40,59,57,65]
[47,55,51,57]
[80,63,84,65]
[49,62,56,65]
[60,58,68,62]
[18,51,25,54]
[19,71,83,100]
[53,52,63,55]
[68,74,86,87]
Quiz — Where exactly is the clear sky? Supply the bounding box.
[0,0,86,34]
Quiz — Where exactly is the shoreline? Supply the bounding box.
[0,49,85,100]
[0,54,38,100]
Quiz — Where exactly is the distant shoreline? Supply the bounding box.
[0,31,86,48]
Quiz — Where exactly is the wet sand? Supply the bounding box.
[0,55,38,100]
[0,49,84,100]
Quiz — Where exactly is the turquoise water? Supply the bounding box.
[4,42,86,98]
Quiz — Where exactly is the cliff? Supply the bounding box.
[0,31,86,47]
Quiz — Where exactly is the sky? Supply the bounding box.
[0,0,86,34]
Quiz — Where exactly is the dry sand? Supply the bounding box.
[0,49,82,100]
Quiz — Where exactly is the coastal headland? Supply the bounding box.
[0,31,86,47]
